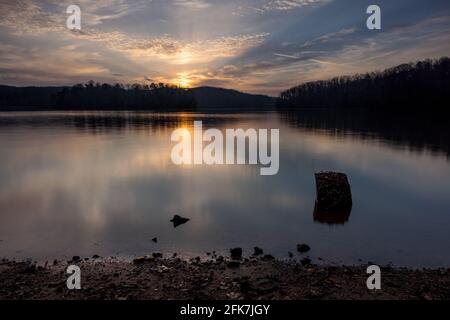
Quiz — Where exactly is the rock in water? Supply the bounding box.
[297,244,311,253]
[152,252,163,259]
[301,258,312,266]
[253,247,264,256]
[170,214,190,228]
[314,172,352,221]
[230,248,243,260]
[152,237,158,243]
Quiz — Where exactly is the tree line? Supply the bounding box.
[277,57,450,110]
[0,81,197,110]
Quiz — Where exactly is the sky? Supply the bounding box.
[0,0,449,96]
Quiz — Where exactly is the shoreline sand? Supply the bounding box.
[1,255,449,300]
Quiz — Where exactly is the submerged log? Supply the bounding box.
[314,172,352,224]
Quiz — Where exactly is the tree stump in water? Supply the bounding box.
[314,172,352,224]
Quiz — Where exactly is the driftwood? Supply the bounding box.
[314,172,352,224]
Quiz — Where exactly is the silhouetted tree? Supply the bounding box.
[0,81,197,111]
[277,57,450,110]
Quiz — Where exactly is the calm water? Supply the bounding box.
[0,111,449,267]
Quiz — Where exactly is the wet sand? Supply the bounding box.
[1,256,449,300]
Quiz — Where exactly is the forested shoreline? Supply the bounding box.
[0,82,276,111]
[1,58,449,111]
[277,57,450,110]
[0,81,197,111]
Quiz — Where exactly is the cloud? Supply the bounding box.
[69,29,268,65]
[269,15,450,92]
[0,0,64,34]
[0,43,110,85]
[232,0,329,16]
[172,0,211,10]
[49,0,144,25]
[0,0,268,66]
[174,14,450,95]
[0,0,145,33]
[1,0,450,95]
[72,30,182,56]
[263,0,327,11]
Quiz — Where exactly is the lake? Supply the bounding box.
[0,110,449,267]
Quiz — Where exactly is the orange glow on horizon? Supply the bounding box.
[174,72,193,88]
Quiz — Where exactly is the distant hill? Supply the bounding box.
[0,83,275,111]
[191,86,275,111]
[0,85,63,109]
[278,57,450,110]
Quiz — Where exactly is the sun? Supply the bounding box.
[178,78,191,88]
[175,73,192,88]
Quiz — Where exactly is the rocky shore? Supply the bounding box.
[1,255,449,300]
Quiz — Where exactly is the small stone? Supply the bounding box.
[133,256,149,264]
[230,248,243,260]
[239,280,252,293]
[92,255,100,259]
[297,244,311,253]
[152,238,158,243]
[152,252,163,259]
[422,294,433,301]
[301,258,312,266]
[253,247,264,256]
[263,254,275,261]
[71,256,81,262]
[288,252,294,258]
[226,292,241,300]
[227,261,240,268]
[23,264,37,274]
[156,265,170,273]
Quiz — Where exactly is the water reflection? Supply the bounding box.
[0,111,449,267]
[0,111,240,133]
[313,205,352,225]
[280,109,450,158]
